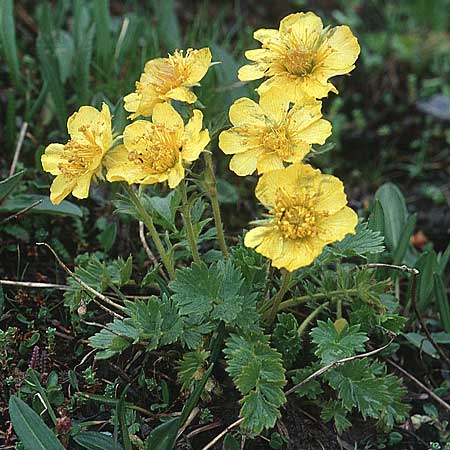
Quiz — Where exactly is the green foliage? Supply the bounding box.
[321,401,352,434]
[311,319,368,364]
[224,332,286,434]
[74,431,124,450]
[170,259,259,332]
[331,222,385,258]
[325,359,408,428]
[178,349,210,391]
[272,313,301,368]
[9,396,65,450]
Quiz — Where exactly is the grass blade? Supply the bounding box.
[0,0,21,86]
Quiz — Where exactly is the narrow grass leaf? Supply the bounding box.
[93,0,112,76]
[434,273,450,333]
[153,0,181,51]
[0,0,21,86]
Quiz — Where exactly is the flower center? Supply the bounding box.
[271,189,327,240]
[58,126,102,178]
[282,48,315,77]
[128,125,179,173]
[262,125,293,159]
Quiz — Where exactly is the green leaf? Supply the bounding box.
[152,0,181,51]
[290,365,323,400]
[375,183,408,252]
[368,199,385,236]
[145,417,181,450]
[434,273,450,333]
[223,434,240,450]
[216,178,239,205]
[36,26,68,131]
[170,260,245,324]
[93,0,112,75]
[272,313,301,368]
[392,214,416,265]
[178,350,210,391]
[332,222,385,258]
[311,319,368,364]
[0,194,82,218]
[98,223,117,252]
[0,0,20,86]
[0,170,25,202]
[326,359,408,425]
[415,250,438,309]
[88,319,138,359]
[321,401,352,434]
[224,332,286,435]
[74,431,124,450]
[9,396,65,450]
[117,389,132,450]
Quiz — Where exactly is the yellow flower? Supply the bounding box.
[219,89,331,176]
[244,164,357,271]
[106,103,210,188]
[41,103,112,205]
[238,12,360,100]
[124,48,212,119]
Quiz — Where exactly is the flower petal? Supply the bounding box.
[105,145,143,183]
[315,175,348,214]
[244,225,284,262]
[167,160,185,188]
[67,106,101,139]
[183,130,209,162]
[271,238,324,271]
[238,63,266,81]
[279,12,323,39]
[229,97,266,127]
[258,88,289,124]
[123,120,153,153]
[72,172,93,199]
[219,129,261,155]
[229,148,264,176]
[323,25,360,74]
[316,206,358,243]
[166,86,197,103]
[49,175,76,205]
[256,152,284,174]
[153,102,184,131]
[41,144,65,175]
[185,47,212,84]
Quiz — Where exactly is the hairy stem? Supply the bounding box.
[278,288,360,311]
[264,270,292,325]
[124,184,176,280]
[297,302,330,338]
[204,151,228,257]
[180,179,201,264]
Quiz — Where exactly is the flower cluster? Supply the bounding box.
[219,12,360,271]
[41,48,212,204]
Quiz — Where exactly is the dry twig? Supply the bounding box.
[200,418,245,450]
[9,122,28,176]
[36,242,125,318]
[285,339,394,396]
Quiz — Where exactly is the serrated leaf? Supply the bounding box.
[321,401,352,434]
[224,333,286,435]
[178,350,210,391]
[326,359,408,425]
[272,313,301,368]
[332,222,385,258]
[311,319,368,364]
[170,260,245,326]
[290,365,323,400]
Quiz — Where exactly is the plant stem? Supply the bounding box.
[181,179,201,264]
[264,270,292,325]
[203,151,228,258]
[124,184,176,280]
[297,302,330,338]
[278,288,359,311]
